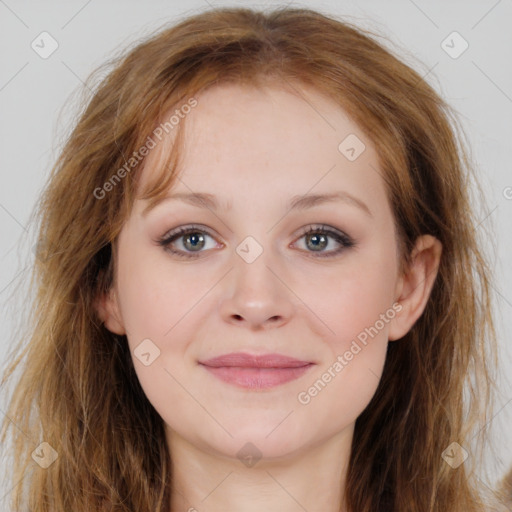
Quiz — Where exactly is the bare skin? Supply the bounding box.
[97,83,441,512]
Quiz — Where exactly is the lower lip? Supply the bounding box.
[201,364,314,390]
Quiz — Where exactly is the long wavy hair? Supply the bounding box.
[0,6,502,511]
[496,467,512,507]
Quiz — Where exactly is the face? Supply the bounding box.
[100,82,414,461]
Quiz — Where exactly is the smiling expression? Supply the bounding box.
[100,82,408,459]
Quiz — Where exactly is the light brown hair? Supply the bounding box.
[497,467,512,507]
[0,7,500,511]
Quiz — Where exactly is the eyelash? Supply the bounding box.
[157,223,355,260]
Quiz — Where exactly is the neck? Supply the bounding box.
[168,426,353,512]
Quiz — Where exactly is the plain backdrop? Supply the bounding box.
[1,0,511,502]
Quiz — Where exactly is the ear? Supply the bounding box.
[388,234,442,341]
[94,287,126,335]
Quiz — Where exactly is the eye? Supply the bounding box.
[157,224,222,259]
[157,223,355,260]
[292,224,355,258]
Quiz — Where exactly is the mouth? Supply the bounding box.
[198,352,315,390]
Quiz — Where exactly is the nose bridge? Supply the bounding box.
[219,234,294,329]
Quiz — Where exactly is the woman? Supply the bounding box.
[0,6,503,511]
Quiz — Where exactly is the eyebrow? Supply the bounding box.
[142,191,372,217]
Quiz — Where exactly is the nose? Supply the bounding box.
[219,249,295,331]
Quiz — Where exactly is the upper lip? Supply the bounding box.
[199,352,313,368]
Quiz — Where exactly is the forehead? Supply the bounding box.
[135,82,388,215]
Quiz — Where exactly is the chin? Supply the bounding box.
[198,418,314,462]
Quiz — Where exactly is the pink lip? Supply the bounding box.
[199,352,315,390]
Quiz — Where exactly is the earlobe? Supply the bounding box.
[388,234,442,341]
[94,288,126,335]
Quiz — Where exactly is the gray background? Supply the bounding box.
[1,0,511,501]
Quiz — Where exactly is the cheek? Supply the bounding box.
[294,254,396,430]
[295,336,387,444]
[299,244,397,411]
[115,242,209,343]
[114,242,216,404]
[114,249,206,435]
[309,247,399,352]
[117,269,175,341]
